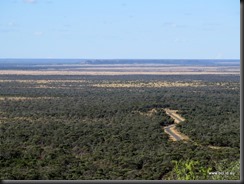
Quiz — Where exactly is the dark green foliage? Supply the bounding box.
[0,74,240,180]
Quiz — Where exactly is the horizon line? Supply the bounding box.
[0,58,240,60]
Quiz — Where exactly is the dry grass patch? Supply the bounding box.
[0,79,87,83]
[208,145,231,150]
[0,96,58,101]
[92,81,206,88]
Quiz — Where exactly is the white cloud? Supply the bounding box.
[23,0,37,4]
[7,21,16,27]
[163,22,175,27]
[173,38,187,43]
[34,31,43,36]
[163,22,187,28]
[214,53,223,59]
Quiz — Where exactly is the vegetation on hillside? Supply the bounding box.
[0,74,240,180]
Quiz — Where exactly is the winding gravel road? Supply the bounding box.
[164,124,182,141]
[163,109,189,141]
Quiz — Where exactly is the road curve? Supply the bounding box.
[164,125,182,141]
[163,109,189,141]
[166,112,184,123]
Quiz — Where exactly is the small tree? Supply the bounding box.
[166,159,212,180]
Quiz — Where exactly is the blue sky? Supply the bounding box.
[0,0,240,59]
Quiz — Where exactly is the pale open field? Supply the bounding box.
[0,79,239,89]
[0,65,240,75]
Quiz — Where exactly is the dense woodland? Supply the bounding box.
[0,74,240,180]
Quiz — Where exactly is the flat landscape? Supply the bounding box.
[0,59,240,75]
[0,59,240,180]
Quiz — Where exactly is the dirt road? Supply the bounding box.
[163,109,189,141]
[164,125,182,141]
[164,108,185,123]
[162,109,233,152]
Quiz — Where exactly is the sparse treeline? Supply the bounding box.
[0,74,240,180]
